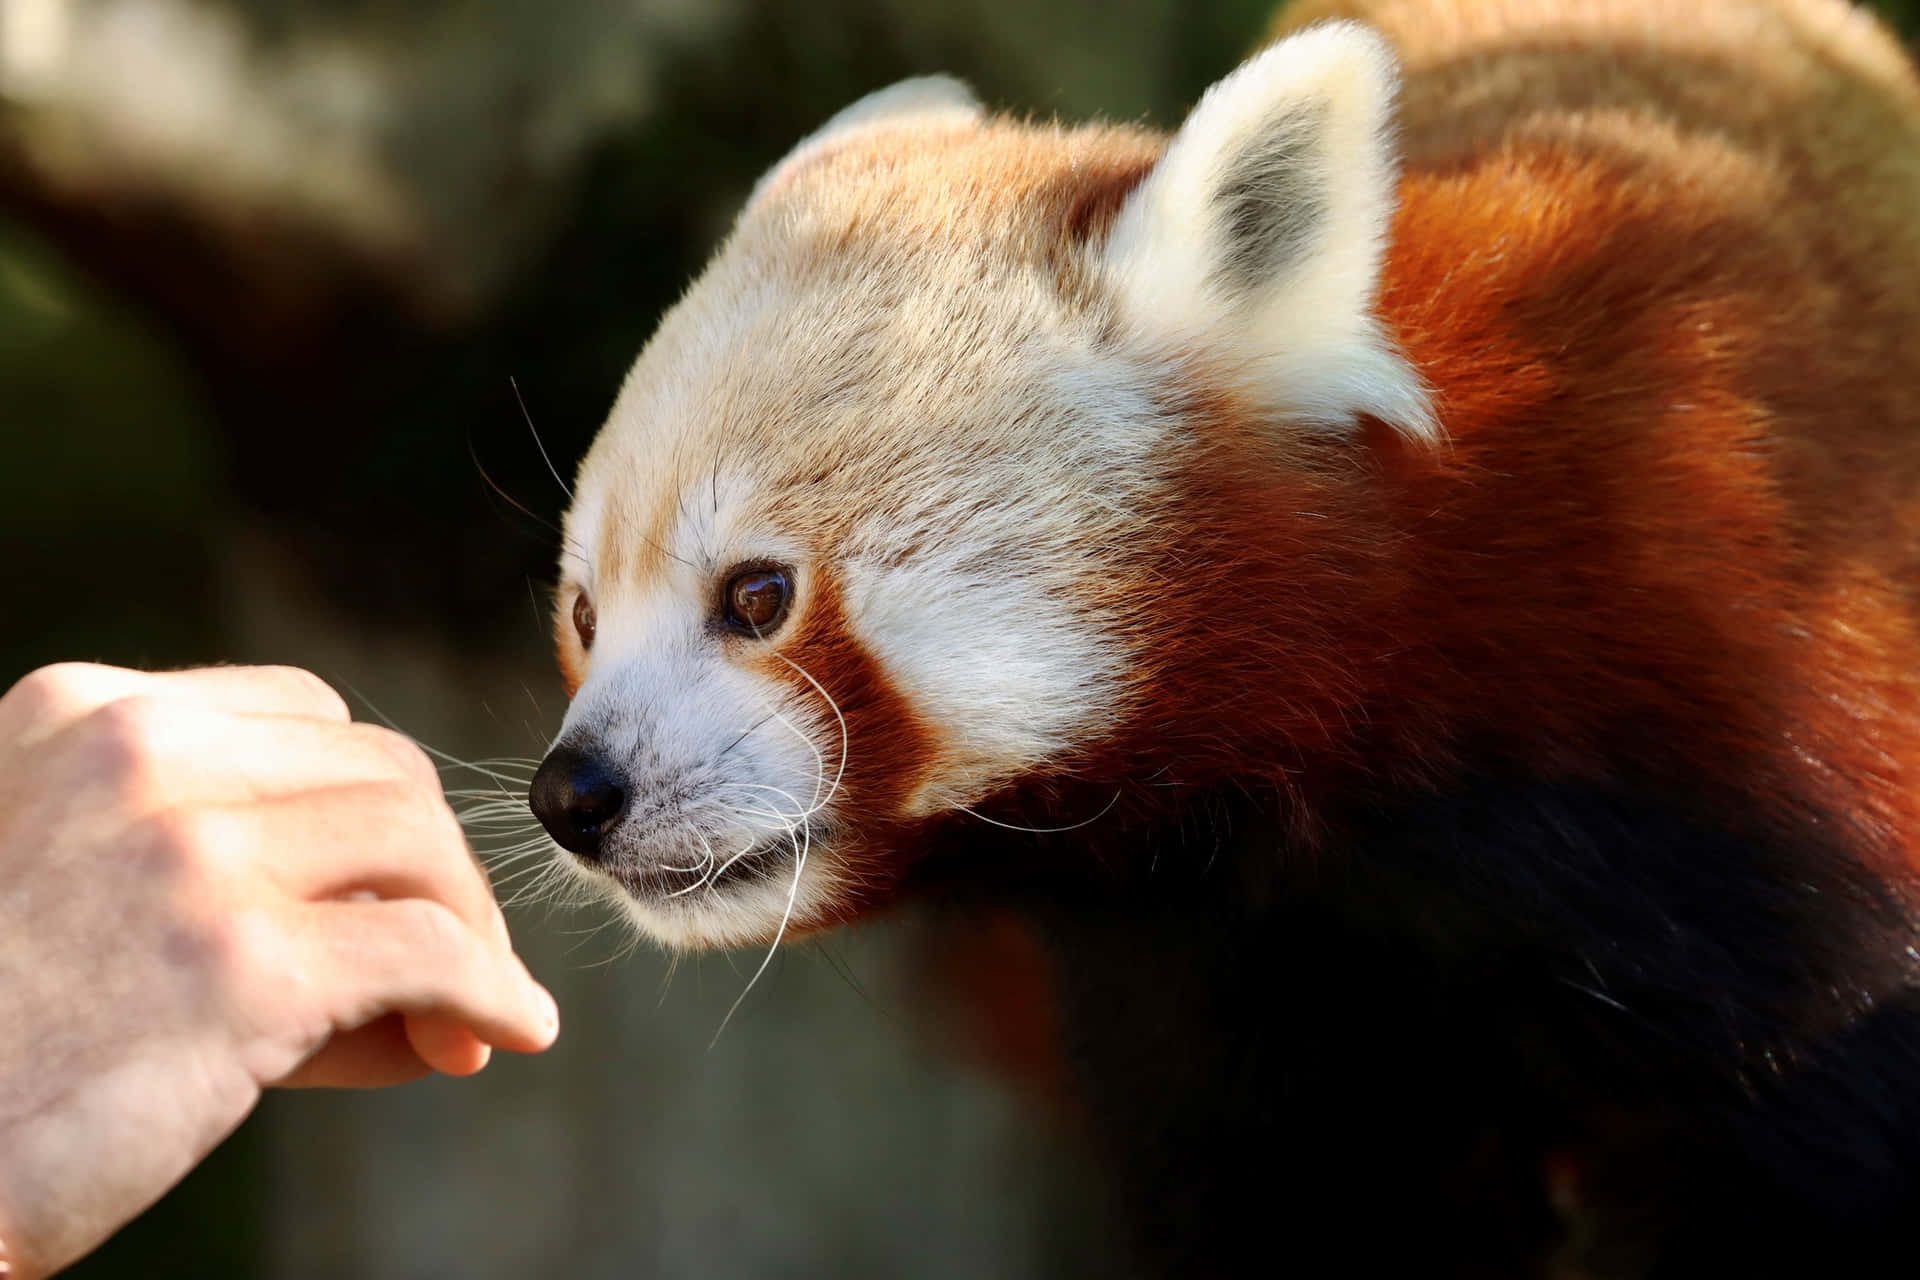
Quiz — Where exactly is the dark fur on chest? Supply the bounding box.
[917,769,1920,1276]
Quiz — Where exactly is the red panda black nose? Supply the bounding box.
[529,746,628,861]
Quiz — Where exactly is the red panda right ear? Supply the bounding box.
[748,76,983,207]
[1099,23,1436,444]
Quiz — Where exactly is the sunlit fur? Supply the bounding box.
[544,0,1920,1265]
[549,0,1920,948]
[544,0,1920,937]
[547,19,1454,949]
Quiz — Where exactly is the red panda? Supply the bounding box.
[529,0,1920,1273]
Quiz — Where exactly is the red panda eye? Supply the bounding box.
[572,592,597,650]
[723,567,792,635]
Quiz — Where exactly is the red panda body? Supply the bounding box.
[976,7,1920,1272]
[533,1,1920,1273]
[1336,0,1920,858]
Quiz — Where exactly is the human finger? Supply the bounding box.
[41,702,511,944]
[242,781,509,947]
[143,665,352,723]
[279,1014,495,1086]
[298,897,559,1056]
[404,1014,494,1077]
[0,663,349,746]
[45,699,445,809]
[278,1014,436,1089]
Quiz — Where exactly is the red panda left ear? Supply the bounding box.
[748,76,983,207]
[1099,23,1436,443]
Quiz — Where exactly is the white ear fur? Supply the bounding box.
[749,75,982,204]
[1100,23,1435,441]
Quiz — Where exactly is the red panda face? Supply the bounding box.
[531,231,1167,948]
[532,28,1434,949]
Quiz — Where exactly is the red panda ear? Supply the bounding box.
[749,76,983,206]
[1100,23,1436,443]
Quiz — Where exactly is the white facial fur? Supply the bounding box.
[544,21,1429,950]
[551,488,852,951]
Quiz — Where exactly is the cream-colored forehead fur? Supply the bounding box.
[575,25,1431,589]
[580,117,1170,560]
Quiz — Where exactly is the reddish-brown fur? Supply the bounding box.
[751,568,943,929]
[954,0,1920,883]
[887,10,1920,1265]
[657,3,1920,904]
[546,1,1920,1267]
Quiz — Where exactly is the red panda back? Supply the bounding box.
[1221,0,1920,880]
[925,7,1920,1272]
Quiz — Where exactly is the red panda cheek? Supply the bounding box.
[763,568,939,832]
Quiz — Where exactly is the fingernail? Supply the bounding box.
[534,985,560,1037]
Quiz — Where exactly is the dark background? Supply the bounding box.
[2,0,1914,1275]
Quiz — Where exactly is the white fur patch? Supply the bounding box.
[1100,22,1436,440]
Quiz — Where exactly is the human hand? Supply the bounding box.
[0,663,558,1279]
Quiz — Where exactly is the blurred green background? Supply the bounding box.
[1,0,1914,1275]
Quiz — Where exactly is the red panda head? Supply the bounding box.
[530,23,1436,950]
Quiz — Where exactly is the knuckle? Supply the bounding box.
[203,908,305,1011]
[399,786,479,878]
[69,695,176,787]
[90,812,251,995]
[257,666,350,722]
[168,903,250,984]
[397,796,489,909]
[422,794,473,857]
[3,662,101,727]
[396,897,467,960]
[367,774,455,832]
[131,806,221,886]
[346,778,472,882]
[361,725,443,791]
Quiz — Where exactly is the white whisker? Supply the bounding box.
[945,789,1124,834]
[664,829,720,897]
[511,374,574,501]
[773,654,849,811]
[710,799,811,1048]
[700,795,800,892]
